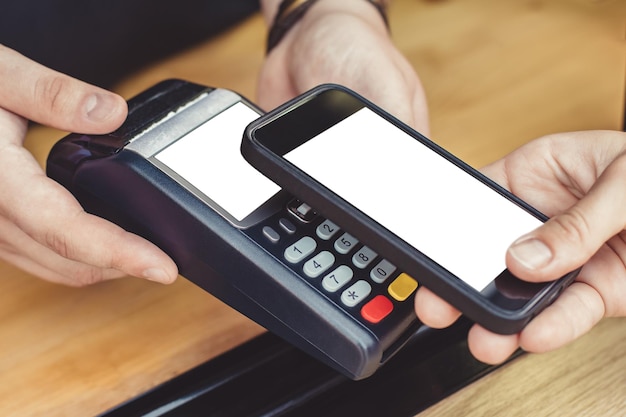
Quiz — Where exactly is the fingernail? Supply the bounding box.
[84,93,118,123]
[142,267,173,284]
[508,238,553,270]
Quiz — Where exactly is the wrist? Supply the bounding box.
[309,0,389,31]
[261,0,388,23]
[264,0,389,53]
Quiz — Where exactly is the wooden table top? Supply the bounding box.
[4,0,625,415]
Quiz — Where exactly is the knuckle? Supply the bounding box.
[62,256,115,287]
[549,208,591,248]
[44,229,73,259]
[33,75,74,116]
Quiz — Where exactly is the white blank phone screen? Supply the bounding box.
[155,102,280,221]
[284,108,542,291]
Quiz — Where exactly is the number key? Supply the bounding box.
[303,251,335,278]
[370,259,397,284]
[334,232,359,254]
[322,265,353,292]
[352,246,377,269]
[284,236,317,264]
[316,219,340,240]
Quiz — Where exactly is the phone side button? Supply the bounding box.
[361,295,394,324]
[284,236,317,264]
[388,273,419,302]
[341,280,372,308]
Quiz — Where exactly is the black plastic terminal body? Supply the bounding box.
[46,79,424,380]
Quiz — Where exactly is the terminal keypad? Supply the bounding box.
[263,200,418,325]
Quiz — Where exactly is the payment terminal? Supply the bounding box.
[46,79,424,380]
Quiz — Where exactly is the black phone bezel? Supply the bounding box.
[242,84,578,335]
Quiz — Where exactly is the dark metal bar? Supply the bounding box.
[100,318,520,417]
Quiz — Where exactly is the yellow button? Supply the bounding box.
[388,273,418,301]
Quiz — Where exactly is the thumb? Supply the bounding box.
[506,153,626,282]
[0,44,126,134]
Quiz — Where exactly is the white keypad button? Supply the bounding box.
[352,246,377,269]
[284,236,317,264]
[341,280,372,307]
[303,251,335,278]
[334,232,359,255]
[316,219,340,241]
[322,265,353,292]
[370,259,397,284]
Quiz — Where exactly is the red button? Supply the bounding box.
[361,295,394,324]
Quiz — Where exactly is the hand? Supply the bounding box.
[0,45,178,286]
[257,0,429,134]
[415,130,626,364]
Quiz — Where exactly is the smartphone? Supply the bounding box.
[46,79,426,380]
[242,84,578,335]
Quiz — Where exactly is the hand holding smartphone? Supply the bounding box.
[242,84,578,335]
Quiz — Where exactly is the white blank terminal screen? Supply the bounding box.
[284,108,542,291]
[155,102,280,221]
